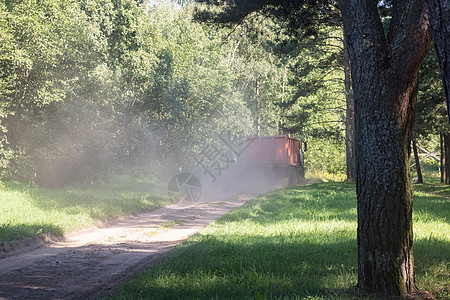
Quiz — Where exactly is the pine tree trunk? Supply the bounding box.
[344,32,356,182]
[412,140,423,184]
[442,132,450,184]
[338,0,431,296]
[354,76,418,296]
[427,0,450,120]
[441,133,446,184]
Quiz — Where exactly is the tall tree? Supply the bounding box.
[225,17,288,136]
[128,2,254,169]
[0,0,259,183]
[412,139,424,183]
[195,0,433,296]
[196,0,355,178]
[426,0,450,185]
[339,1,431,295]
[0,0,109,182]
[343,35,356,181]
[415,47,448,183]
[275,26,347,175]
[427,0,450,120]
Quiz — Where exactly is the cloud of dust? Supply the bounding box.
[198,163,291,203]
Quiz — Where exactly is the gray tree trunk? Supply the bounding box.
[338,0,431,296]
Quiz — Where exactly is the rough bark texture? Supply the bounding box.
[444,134,450,184]
[344,33,356,182]
[338,0,431,296]
[440,134,446,183]
[427,0,450,120]
[441,132,450,184]
[412,140,423,184]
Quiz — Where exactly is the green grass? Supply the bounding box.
[413,176,450,197]
[105,182,449,300]
[0,175,170,241]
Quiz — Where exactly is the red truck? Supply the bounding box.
[240,135,305,185]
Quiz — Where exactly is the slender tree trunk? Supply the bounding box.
[446,134,450,184]
[338,0,431,296]
[441,133,446,183]
[442,132,450,184]
[412,140,423,184]
[343,32,356,182]
[427,0,450,120]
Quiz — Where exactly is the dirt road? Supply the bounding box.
[0,197,248,300]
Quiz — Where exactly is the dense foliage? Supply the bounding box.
[0,0,349,186]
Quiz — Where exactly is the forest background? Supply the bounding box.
[0,0,446,187]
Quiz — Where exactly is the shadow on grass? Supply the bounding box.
[106,181,448,300]
[0,223,63,242]
[110,236,360,300]
[414,238,450,299]
[107,182,361,299]
[412,179,450,197]
[108,230,449,300]
[413,192,450,223]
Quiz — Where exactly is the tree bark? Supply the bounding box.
[343,32,356,182]
[427,0,450,121]
[445,134,450,184]
[441,132,450,184]
[440,133,446,183]
[338,0,431,296]
[412,140,423,184]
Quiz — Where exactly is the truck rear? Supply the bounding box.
[240,135,305,186]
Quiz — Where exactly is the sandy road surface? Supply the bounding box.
[0,197,248,300]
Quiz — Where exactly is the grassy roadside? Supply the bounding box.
[105,182,449,300]
[0,175,170,242]
[413,176,450,197]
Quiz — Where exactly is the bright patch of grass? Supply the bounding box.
[0,175,169,241]
[413,176,450,198]
[412,186,450,299]
[105,182,449,300]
